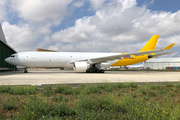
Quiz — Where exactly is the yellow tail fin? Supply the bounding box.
[139,35,159,52]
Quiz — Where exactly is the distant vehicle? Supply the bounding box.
[5,35,175,73]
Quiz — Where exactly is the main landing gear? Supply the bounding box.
[86,67,105,73]
[24,67,28,73]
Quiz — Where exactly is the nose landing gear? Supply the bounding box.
[24,67,28,73]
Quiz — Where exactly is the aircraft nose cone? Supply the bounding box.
[5,58,10,63]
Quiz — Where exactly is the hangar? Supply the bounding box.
[0,24,16,72]
[145,58,180,69]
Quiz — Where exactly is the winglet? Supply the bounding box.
[163,43,175,50]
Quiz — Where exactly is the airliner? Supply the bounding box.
[5,35,175,73]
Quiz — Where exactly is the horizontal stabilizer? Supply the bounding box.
[163,43,175,50]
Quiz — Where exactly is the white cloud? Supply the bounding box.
[10,0,72,25]
[157,35,180,48]
[1,0,180,57]
[2,22,51,52]
[2,22,37,52]
[0,0,7,21]
[38,36,52,49]
[2,0,73,52]
[2,21,56,52]
[132,10,180,37]
[89,0,107,10]
[119,0,137,11]
[48,0,180,56]
[73,1,84,8]
[49,0,146,52]
[51,17,97,44]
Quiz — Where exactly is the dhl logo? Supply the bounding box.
[123,57,136,59]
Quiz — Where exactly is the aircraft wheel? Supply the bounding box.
[100,70,105,73]
[90,69,95,73]
[95,70,100,73]
[24,70,28,73]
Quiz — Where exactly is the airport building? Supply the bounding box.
[145,58,180,70]
[0,24,16,72]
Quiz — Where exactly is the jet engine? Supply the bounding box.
[148,53,155,58]
[73,62,90,71]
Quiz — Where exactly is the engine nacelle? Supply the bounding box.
[73,62,90,71]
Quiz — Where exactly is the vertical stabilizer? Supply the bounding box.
[139,35,159,52]
[0,23,7,43]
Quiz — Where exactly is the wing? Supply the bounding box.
[89,49,164,64]
[69,43,175,64]
[148,52,174,58]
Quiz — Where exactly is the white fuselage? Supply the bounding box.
[5,52,121,68]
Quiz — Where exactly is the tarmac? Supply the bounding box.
[0,69,180,87]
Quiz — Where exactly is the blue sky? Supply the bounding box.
[137,0,180,13]
[0,0,180,57]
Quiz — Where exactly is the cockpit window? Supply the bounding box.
[10,55,15,57]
